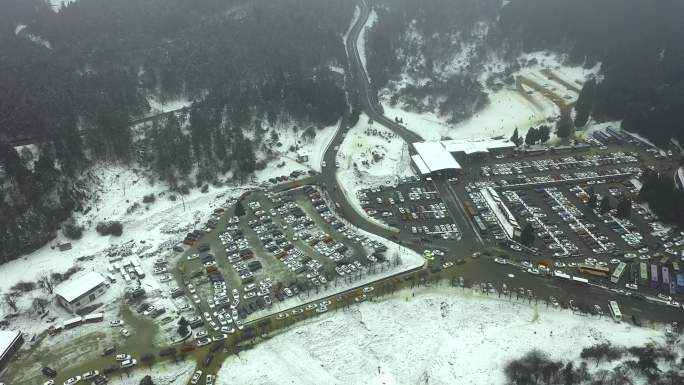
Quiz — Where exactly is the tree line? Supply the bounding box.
[0,0,354,262]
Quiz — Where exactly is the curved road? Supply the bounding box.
[325,0,684,327]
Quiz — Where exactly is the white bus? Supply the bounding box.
[608,301,622,322]
[611,262,626,284]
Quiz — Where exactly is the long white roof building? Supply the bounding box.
[54,271,106,303]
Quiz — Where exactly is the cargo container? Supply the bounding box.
[650,264,659,288]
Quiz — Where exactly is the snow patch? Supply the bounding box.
[217,287,664,385]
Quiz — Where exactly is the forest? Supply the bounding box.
[0,0,353,262]
[365,0,500,123]
[494,0,684,147]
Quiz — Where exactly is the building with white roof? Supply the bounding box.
[54,271,108,313]
[0,330,23,371]
[411,137,516,176]
[412,141,462,176]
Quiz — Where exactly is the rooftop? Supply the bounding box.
[0,330,21,361]
[410,154,431,175]
[412,141,462,173]
[54,271,106,303]
[441,136,516,155]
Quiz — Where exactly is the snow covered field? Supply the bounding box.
[258,120,339,174]
[0,165,254,342]
[217,287,666,385]
[383,87,557,142]
[381,51,600,143]
[335,113,413,230]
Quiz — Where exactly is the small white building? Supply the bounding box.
[54,272,108,313]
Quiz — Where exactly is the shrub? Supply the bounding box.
[63,220,84,240]
[96,221,123,236]
[142,194,156,204]
[11,281,36,292]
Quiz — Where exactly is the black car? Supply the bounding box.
[42,366,57,377]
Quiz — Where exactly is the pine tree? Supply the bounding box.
[556,115,572,139]
[538,125,551,143]
[574,78,596,127]
[525,127,538,146]
[511,127,522,146]
[600,196,611,214]
[520,224,535,246]
[617,197,631,218]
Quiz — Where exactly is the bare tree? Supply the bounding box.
[38,274,55,294]
[4,293,18,312]
[32,297,49,314]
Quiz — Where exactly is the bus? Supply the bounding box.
[474,216,487,233]
[608,301,622,322]
[676,274,684,294]
[611,262,626,284]
[650,264,659,288]
[662,266,670,291]
[578,264,610,277]
[639,262,648,281]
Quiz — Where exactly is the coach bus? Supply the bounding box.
[611,262,626,284]
[578,264,610,277]
[608,301,622,322]
[639,262,648,281]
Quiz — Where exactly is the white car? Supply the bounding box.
[625,283,638,290]
[191,370,203,385]
[82,371,99,380]
[63,377,81,385]
[120,329,131,338]
[109,320,123,327]
[121,359,137,368]
[205,374,216,385]
[115,354,131,361]
[44,381,55,385]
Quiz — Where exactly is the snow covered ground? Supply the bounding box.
[0,165,254,342]
[381,51,600,143]
[335,113,413,230]
[146,96,194,115]
[107,360,195,385]
[217,286,666,385]
[259,120,339,174]
[383,87,557,142]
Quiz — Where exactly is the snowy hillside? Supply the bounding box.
[217,287,667,385]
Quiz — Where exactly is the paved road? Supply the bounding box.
[329,0,683,326]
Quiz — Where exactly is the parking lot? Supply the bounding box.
[453,146,684,302]
[160,185,398,344]
[359,176,461,242]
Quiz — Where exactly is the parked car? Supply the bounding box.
[42,366,57,377]
[120,359,137,368]
[115,354,131,362]
[63,376,81,385]
[191,371,203,385]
